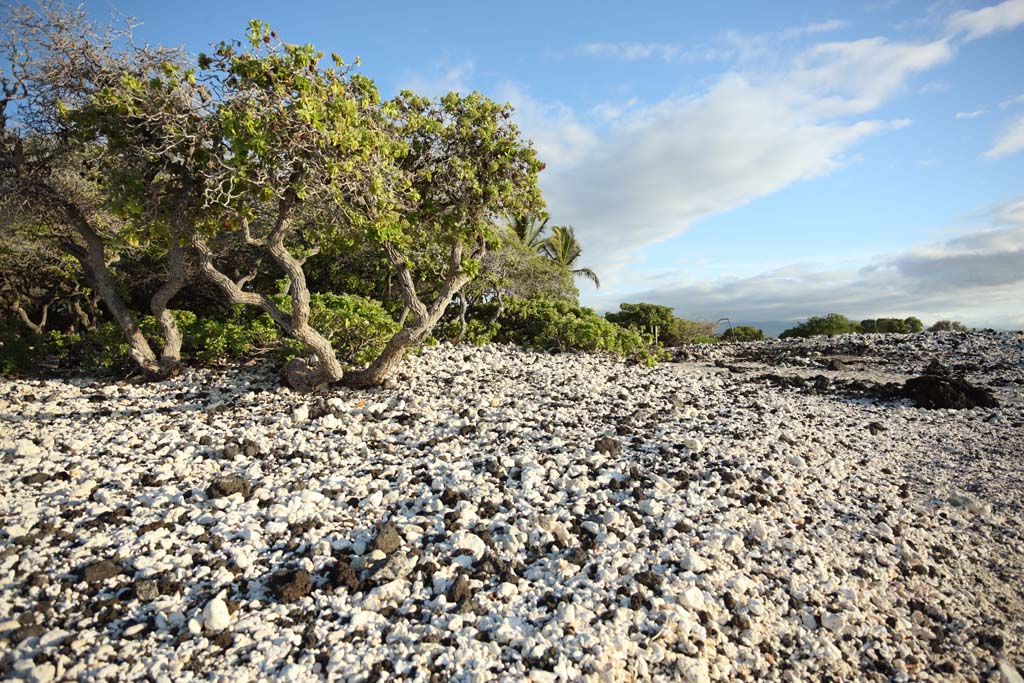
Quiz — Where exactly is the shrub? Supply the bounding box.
[439,318,500,346]
[489,297,662,364]
[780,313,858,338]
[721,325,765,342]
[0,319,42,376]
[605,302,716,345]
[904,316,924,333]
[273,293,400,367]
[928,320,969,333]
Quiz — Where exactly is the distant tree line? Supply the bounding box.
[780,313,969,339]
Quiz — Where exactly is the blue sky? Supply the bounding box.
[89,0,1024,333]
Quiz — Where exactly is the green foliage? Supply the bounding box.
[483,297,662,364]
[606,303,676,335]
[3,293,397,374]
[721,325,766,342]
[540,225,599,288]
[786,314,933,338]
[48,322,132,371]
[605,302,716,345]
[271,292,399,366]
[439,319,500,345]
[468,238,578,306]
[860,317,911,334]
[928,320,969,333]
[780,313,859,338]
[0,319,42,376]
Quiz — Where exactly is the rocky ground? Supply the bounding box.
[1,331,1023,683]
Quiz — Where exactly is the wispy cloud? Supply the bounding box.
[779,19,849,41]
[955,109,988,119]
[597,199,1024,329]
[1001,93,1024,108]
[514,35,952,284]
[984,114,1024,158]
[919,80,952,94]
[573,19,847,64]
[946,0,1024,41]
[398,60,475,98]
[572,42,731,63]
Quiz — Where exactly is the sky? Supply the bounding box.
[86,0,1024,334]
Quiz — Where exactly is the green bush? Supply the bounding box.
[721,325,765,342]
[439,318,500,345]
[928,320,969,333]
[485,297,662,364]
[605,302,716,345]
[780,313,858,338]
[273,292,399,367]
[0,319,43,376]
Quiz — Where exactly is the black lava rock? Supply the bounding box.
[206,475,252,499]
[902,375,998,410]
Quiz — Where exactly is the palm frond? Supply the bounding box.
[573,267,600,289]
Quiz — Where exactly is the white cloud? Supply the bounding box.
[510,36,951,282]
[603,204,1024,330]
[779,19,849,41]
[984,114,1024,158]
[1001,93,1024,108]
[494,84,597,172]
[955,109,987,118]
[573,19,846,65]
[398,61,475,98]
[573,42,732,63]
[919,80,952,94]
[946,0,1024,41]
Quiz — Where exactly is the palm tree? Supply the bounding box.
[506,212,550,252]
[541,225,600,288]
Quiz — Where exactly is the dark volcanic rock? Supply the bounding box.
[81,559,121,583]
[594,437,623,456]
[447,573,471,604]
[371,522,402,555]
[10,624,47,644]
[269,568,313,603]
[902,375,998,410]
[206,475,252,499]
[868,422,888,435]
[328,561,361,592]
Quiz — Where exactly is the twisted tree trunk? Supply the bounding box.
[191,202,343,392]
[11,301,48,335]
[148,240,187,377]
[61,202,158,373]
[343,239,482,388]
[456,293,468,343]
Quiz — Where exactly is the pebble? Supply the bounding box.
[202,598,230,631]
[0,333,1021,682]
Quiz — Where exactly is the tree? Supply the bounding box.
[540,225,600,288]
[780,313,857,338]
[721,325,765,342]
[604,302,717,345]
[154,22,408,391]
[928,320,969,333]
[455,237,577,338]
[0,236,98,334]
[606,303,675,343]
[904,316,924,333]
[0,0,189,375]
[507,212,550,251]
[342,90,544,386]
